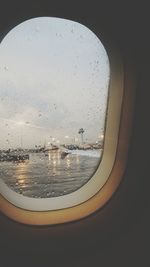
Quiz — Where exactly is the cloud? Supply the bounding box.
[0,17,110,149]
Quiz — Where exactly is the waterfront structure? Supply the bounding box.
[78,128,85,145]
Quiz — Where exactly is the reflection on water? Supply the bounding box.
[0,150,101,198]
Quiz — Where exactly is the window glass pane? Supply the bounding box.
[0,17,110,198]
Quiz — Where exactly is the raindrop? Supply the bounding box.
[53,104,57,110]
[27,37,31,41]
[4,66,8,71]
[35,26,40,32]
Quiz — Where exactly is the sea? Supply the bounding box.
[0,149,102,198]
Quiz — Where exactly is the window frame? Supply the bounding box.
[0,17,135,225]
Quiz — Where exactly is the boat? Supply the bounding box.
[0,152,29,162]
[44,144,59,152]
[60,151,70,159]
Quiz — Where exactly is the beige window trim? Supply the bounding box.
[0,26,135,225]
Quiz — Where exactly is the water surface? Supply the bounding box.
[0,150,101,198]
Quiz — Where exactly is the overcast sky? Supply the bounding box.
[0,17,110,149]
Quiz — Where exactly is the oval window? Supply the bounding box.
[0,16,131,226]
[0,17,110,208]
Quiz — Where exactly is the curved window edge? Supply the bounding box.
[0,23,135,225]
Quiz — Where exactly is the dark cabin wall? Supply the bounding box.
[0,1,150,266]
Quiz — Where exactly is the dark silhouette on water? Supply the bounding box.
[61,151,70,159]
[0,152,29,162]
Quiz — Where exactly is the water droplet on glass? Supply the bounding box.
[4,66,8,71]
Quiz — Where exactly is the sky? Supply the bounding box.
[0,17,110,149]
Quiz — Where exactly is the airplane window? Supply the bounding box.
[0,17,129,225]
[0,17,109,199]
